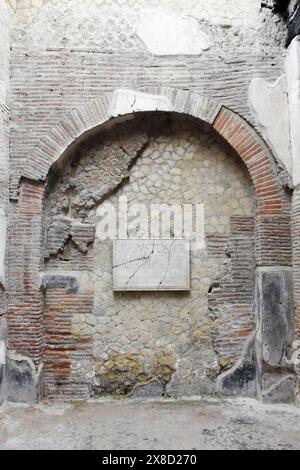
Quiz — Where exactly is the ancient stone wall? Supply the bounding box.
[41,115,256,398]
[9,0,289,197]
[1,1,297,403]
[0,0,15,403]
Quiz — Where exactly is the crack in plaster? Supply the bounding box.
[125,241,155,286]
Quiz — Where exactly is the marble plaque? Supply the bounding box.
[113,239,190,291]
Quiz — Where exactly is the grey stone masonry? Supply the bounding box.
[256,268,296,403]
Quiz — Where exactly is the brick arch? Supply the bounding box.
[21,87,287,217]
[6,88,294,402]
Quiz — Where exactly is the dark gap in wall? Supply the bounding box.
[271,0,300,46]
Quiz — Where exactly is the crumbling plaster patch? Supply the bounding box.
[250,75,292,178]
[45,218,96,258]
[136,11,210,56]
[15,0,263,29]
[12,0,285,55]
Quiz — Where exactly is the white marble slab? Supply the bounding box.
[109,89,171,117]
[0,340,5,365]
[113,239,190,291]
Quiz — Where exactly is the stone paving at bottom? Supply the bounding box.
[0,397,300,450]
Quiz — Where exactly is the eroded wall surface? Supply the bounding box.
[3,1,296,402]
[0,0,13,282]
[42,115,256,398]
[9,0,289,196]
[0,0,15,401]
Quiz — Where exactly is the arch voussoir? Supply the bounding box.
[212,106,287,217]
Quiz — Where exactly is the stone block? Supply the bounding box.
[216,334,257,397]
[257,269,293,367]
[109,89,172,117]
[262,375,296,404]
[113,239,190,291]
[287,37,300,185]
[256,268,296,402]
[6,354,41,403]
[132,380,164,398]
[41,274,78,293]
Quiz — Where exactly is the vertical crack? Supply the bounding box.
[158,240,176,289]
[125,241,155,286]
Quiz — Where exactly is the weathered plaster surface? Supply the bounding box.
[9,0,287,190]
[286,36,300,185]
[0,0,12,204]
[250,75,292,177]
[136,11,210,56]
[0,209,6,287]
[0,0,14,403]
[14,0,268,29]
[12,0,286,55]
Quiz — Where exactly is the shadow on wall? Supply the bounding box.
[272,0,300,46]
